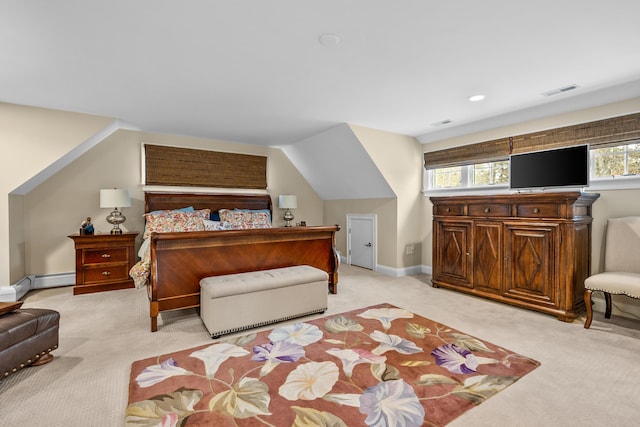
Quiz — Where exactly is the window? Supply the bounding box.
[428,160,509,190]
[472,161,509,186]
[431,166,462,189]
[591,142,640,178]
[425,142,640,193]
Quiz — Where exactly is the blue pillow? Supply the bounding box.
[210,211,221,221]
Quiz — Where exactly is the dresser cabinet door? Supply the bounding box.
[473,221,503,294]
[503,223,558,309]
[433,220,473,288]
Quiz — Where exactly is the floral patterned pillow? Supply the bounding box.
[202,219,233,231]
[143,210,207,239]
[219,209,272,229]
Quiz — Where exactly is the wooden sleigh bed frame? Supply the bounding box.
[144,192,340,332]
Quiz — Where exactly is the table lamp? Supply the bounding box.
[278,195,297,227]
[100,188,131,234]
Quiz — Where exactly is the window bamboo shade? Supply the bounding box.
[144,144,267,189]
[424,112,640,169]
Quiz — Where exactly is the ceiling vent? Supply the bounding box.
[542,84,578,97]
[431,119,452,127]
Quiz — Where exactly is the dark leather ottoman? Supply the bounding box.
[0,307,60,379]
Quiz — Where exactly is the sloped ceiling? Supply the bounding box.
[2,2,640,146]
[280,124,395,200]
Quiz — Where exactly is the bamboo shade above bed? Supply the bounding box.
[424,111,640,169]
[144,144,267,189]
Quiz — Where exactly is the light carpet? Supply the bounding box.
[1,264,639,426]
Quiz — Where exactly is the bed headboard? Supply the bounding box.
[144,192,273,218]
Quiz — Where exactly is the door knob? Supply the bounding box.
[364,242,372,247]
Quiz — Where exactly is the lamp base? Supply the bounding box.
[106,208,126,235]
[283,209,294,227]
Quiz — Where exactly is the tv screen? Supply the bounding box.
[509,145,589,190]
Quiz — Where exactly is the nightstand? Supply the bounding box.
[68,232,138,295]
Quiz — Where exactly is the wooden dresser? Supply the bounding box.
[430,192,599,322]
[68,232,138,295]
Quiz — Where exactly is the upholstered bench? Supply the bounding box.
[1,306,60,379]
[200,265,328,338]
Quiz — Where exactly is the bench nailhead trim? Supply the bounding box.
[209,307,327,338]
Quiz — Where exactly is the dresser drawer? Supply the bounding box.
[435,205,464,216]
[83,265,130,283]
[84,247,128,264]
[468,204,510,217]
[516,204,560,218]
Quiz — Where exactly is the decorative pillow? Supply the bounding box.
[0,301,24,316]
[194,209,212,220]
[202,219,234,231]
[202,219,232,231]
[219,209,272,229]
[143,210,206,239]
[148,206,194,215]
[233,208,272,222]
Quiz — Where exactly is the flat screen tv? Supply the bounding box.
[509,145,589,190]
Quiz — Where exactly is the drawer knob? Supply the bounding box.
[102,253,111,258]
[102,271,111,276]
[446,207,451,212]
[484,208,491,213]
[533,208,540,214]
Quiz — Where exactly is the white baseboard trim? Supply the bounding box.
[32,272,75,289]
[0,275,34,302]
[0,273,75,302]
[372,264,431,278]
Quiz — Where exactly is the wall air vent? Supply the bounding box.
[542,84,578,97]
[431,119,452,127]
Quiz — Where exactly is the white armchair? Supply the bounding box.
[584,216,640,329]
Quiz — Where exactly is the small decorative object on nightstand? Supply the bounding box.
[68,232,138,295]
[279,194,297,227]
[100,188,131,234]
[80,217,94,235]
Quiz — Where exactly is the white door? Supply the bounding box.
[347,214,376,270]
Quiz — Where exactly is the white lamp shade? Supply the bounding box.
[100,189,131,208]
[278,195,297,209]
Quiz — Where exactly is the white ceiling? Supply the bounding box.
[2,1,640,147]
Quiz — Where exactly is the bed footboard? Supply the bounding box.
[148,225,340,331]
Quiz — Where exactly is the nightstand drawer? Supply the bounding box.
[84,248,128,264]
[83,265,130,283]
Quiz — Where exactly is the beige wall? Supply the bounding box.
[350,125,424,268]
[323,198,396,267]
[323,125,423,271]
[21,128,322,277]
[1,102,113,283]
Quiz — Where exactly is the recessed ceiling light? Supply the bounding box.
[468,94,486,102]
[318,33,341,47]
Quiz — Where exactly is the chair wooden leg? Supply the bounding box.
[584,289,593,329]
[604,292,612,319]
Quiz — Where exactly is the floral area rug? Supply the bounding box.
[126,303,540,426]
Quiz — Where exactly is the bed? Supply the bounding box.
[136,192,340,332]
